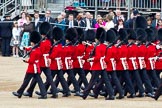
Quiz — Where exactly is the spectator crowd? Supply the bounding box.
[0,9,161,57]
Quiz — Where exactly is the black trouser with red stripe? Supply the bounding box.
[154,81,162,100]
[130,70,145,95]
[17,73,47,97]
[26,67,58,96]
[67,68,88,88]
[83,70,114,98]
[139,69,153,93]
[147,70,160,88]
[117,70,135,95]
[44,70,70,94]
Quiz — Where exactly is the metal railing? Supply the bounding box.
[72,0,161,10]
[0,0,19,18]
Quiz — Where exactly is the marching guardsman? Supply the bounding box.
[145,28,160,89]
[155,28,162,79]
[70,28,88,89]
[104,29,124,99]
[153,28,162,100]
[82,29,96,77]
[136,28,155,97]
[12,31,47,99]
[81,27,114,100]
[78,29,95,89]
[23,22,58,98]
[61,28,81,96]
[127,29,145,97]
[44,27,71,97]
[115,28,135,98]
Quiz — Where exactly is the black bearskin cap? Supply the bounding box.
[85,29,95,42]
[95,27,106,43]
[76,28,84,43]
[135,16,147,29]
[106,29,116,43]
[145,28,155,42]
[158,28,162,41]
[52,27,63,41]
[136,28,147,42]
[119,28,128,42]
[110,28,119,38]
[39,22,51,35]
[65,28,78,41]
[30,31,41,44]
[127,29,137,40]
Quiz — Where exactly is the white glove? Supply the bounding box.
[154,56,159,61]
[160,72,162,78]
[156,45,161,49]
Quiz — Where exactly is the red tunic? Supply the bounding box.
[105,45,117,72]
[91,43,107,71]
[26,47,41,74]
[137,44,147,70]
[155,48,162,70]
[83,44,94,70]
[73,44,85,68]
[116,45,129,71]
[49,44,63,70]
[39,39,51,67]
[127,44,139,71]
[145,44,156,70]
[62,45,73,70]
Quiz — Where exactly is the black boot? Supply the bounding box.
[12,92,22,98]
[38,95,47,99]
[23,92,32,97]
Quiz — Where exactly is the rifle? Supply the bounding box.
[22,36,46,58]
[49,39,62,54]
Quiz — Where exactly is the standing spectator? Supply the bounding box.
[113,9,123,26]
[156,19,162,30]
[125,0,132,10]
[22,0,32,12]
[80,12,93,30]
[115,18,124,31]
[33,11,42,32]
[151,12,161,28]
[90,14,97,28]
[20,15,34,55]
[0,14,12,56]
[10,21,21,57]
[61,12,68,23]
[65,14,78,31]
[38,0,46,12]
[55,15,66,32]
[109,11,115,20]
[125,9,140,29]
[76,14,83,26]
[42,10,55,24]
[94,16,106,29]
[104,14,115,31]
[18,12,27,28]
[146,17,153,28]
[101,0,110,9]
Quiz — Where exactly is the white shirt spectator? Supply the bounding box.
[105,21,115,31]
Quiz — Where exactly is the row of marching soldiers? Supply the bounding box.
[12,16,162,100]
